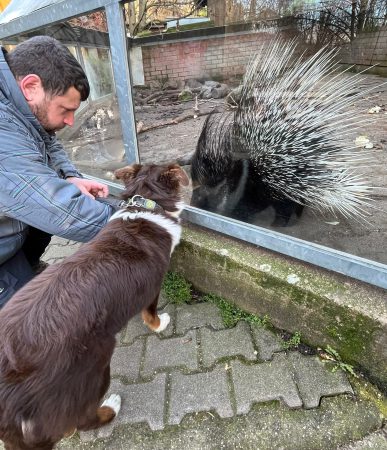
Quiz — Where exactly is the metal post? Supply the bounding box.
[105,1,139,163]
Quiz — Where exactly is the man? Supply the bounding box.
[0,35,116,307]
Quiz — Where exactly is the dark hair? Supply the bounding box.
[6,36,90,101]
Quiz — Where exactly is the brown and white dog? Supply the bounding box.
[0,163,189,450]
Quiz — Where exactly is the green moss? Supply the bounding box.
[352,377,387,417]
[202,292,270,328]
[171,231,387,389]
[162,271,191,304]
[281,331,302,350]
[323,311,379,362]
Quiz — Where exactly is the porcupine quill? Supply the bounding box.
[191,39,382,224]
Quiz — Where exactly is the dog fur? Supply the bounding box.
[0,163,189,450]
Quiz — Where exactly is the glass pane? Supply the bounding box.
[81,46,114,100]
[0,10,126,183]
[132,0,387,265]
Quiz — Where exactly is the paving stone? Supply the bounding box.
[80,374,167,441]
[122,304,175,345]
[175,302,225,335]
[158,292,169,309]
[42,242,82,260]
[168,366,233,425]
[142,330,198,377]
[110,338,144,381]
[289,352,354,408]
[231,354,303,414]
[201,321,257,368]
[251,325,284,361]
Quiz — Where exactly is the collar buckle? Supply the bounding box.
[127,195,157,211]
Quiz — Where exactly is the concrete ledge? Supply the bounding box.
[170,224,387,392]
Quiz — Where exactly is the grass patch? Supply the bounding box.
[319,345,358,377]
[202,293,269,328]
[281,331,302,350]
[162,271,192,304]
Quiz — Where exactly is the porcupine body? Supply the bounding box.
[191,39,374,226]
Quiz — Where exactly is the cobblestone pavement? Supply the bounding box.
[1,237,383,450]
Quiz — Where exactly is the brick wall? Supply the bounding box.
[136,26,387,85]
[139,30,296,85]
[339,26,387,75]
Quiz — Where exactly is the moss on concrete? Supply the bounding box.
[170,225,387,392]
[352,377,387,418]
[56,396,383,450]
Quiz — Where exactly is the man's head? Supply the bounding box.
[6,36,90,132]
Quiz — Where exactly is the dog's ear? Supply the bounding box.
[166,164,190,187]
[114,164,142,184]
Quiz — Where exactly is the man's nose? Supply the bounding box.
[64,113,75,127]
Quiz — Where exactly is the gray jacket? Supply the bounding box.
[0,46,114,264]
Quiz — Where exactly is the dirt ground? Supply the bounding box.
[60,74,387,266]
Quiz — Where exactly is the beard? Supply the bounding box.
[31,98,63,133]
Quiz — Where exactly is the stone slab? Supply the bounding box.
[142,330,198,377]
[168,366,233,425]
[80,374,167,440]
[200,321,257,367]
[231,353,303,413]
[289,352,354,408]
[110,338,144,381]
[251,325,284,361]
[175,302,225,335]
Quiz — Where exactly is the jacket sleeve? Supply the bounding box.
[45,134,83,179]
[0,119,114,242]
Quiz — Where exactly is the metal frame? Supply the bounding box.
[1,0,386,290]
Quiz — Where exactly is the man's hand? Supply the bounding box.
[66,177,109,199]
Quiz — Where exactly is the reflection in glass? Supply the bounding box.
[0,10,127,183]
[1,0,386,265]
[132,1,387,265]
[81,47,113,100]
[54,11,126,182]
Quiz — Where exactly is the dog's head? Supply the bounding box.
[114,163,189,215]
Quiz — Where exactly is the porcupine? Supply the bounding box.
[190,39,375,227]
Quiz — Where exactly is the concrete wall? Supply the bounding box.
[170,224,387,393]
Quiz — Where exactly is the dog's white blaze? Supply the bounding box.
[109,211,181,253]
[21,419,34,438]
[102,394,121,415]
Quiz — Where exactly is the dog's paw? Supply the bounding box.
[154,313,170,333]
[102,394,121,416]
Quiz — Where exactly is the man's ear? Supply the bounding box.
[18,74,44,102]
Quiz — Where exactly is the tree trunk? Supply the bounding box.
[125,2,137,36]
[138,0,147,32]
[249,0,256,20]
[350,0,357,40]
[208,0,226,26]
[357,0,368,33]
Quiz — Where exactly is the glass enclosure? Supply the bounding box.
[131,2,387,266]
[0,0,386,285]
[0,9,126,182]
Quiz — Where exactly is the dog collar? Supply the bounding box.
[119,195,163,212]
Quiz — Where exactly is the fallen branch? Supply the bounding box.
[138,89,180,104]
[136,109,217,134]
